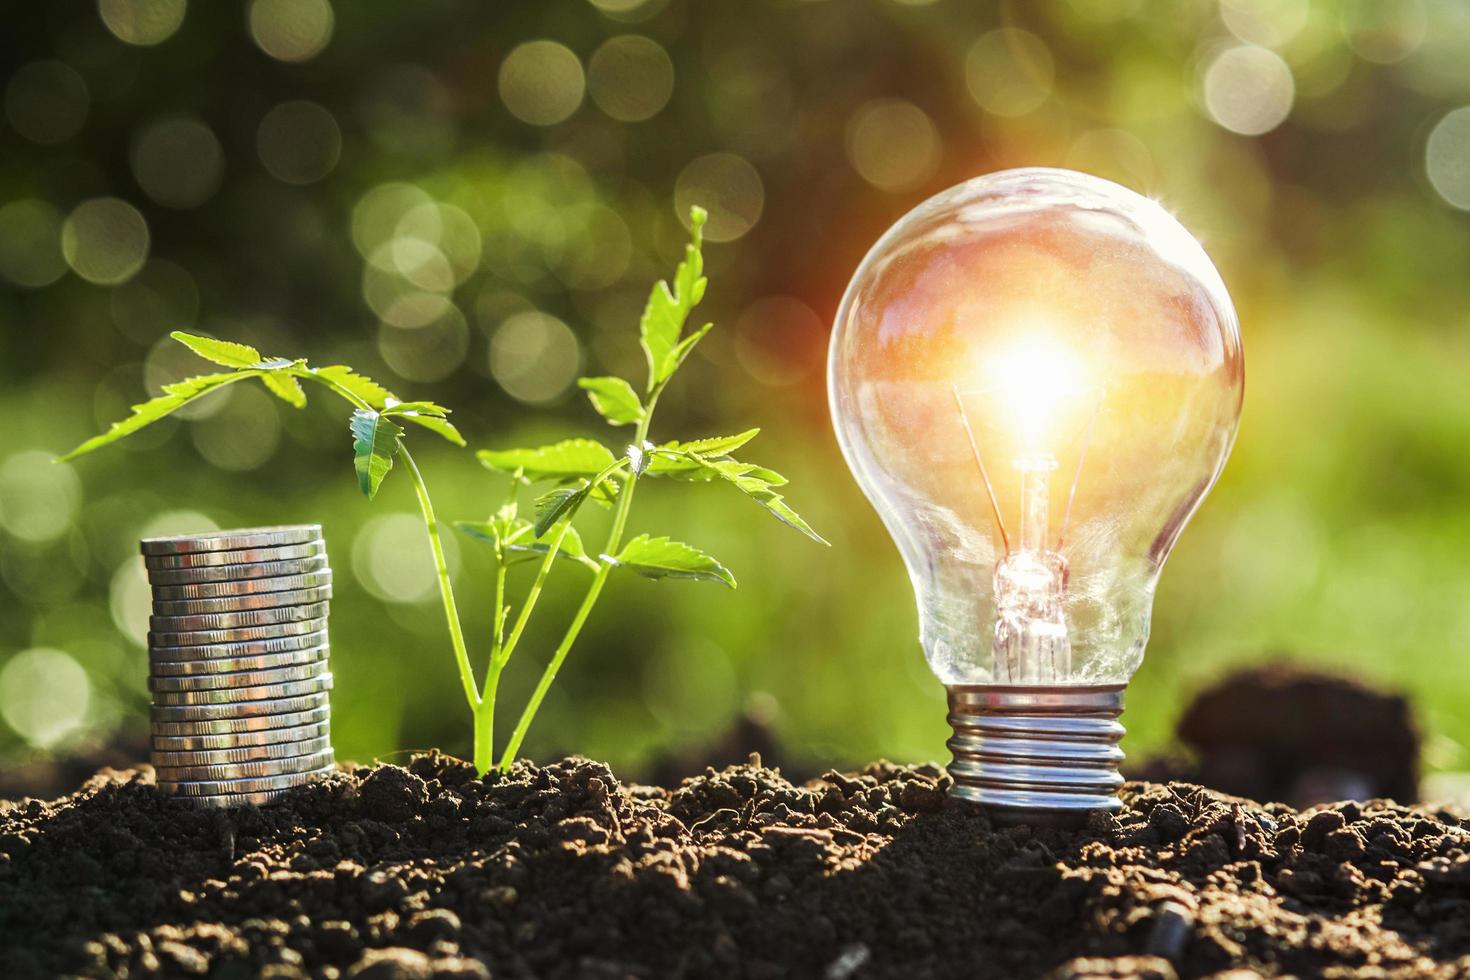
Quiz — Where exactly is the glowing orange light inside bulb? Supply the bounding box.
[982,336,1087,451]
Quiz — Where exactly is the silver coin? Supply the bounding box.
[151,570,333,600]
[159,764,335,797]
[149,660,329,693]
[153,747,335,784]
[150,691,330,724]
[151,719,330,752]
[151,735,333,769]
[150,674,333,707]
[149,617,328,649]
[149,631,328,663]
[143,540,326,571]
[167,786,302,809]
[151,704,330,737]
[150,645,329,677]
[146,555,329,586]
[150,585,334,617]
[140,525,322,557]
[150,601,330,634]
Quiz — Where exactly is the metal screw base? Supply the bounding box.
[946,684,1126,822]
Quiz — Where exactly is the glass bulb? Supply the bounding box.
[829,168,1243,816]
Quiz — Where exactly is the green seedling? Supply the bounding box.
[59,207,825,774]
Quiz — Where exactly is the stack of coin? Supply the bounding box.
[142,524,335,808]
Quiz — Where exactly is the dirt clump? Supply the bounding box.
[2,754,1468,978]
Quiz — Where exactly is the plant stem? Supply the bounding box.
[399,445,480,716]
[497,410,655,770]
[303,369,486,768]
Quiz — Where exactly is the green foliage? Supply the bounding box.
[59,208,822,777]
[639,207,708,391]
[479,206,825,771]
[478,439,618,481]
[57,370,260,461]
[610,534,735,588]
[350,409,404,499]
[578,377,645,426]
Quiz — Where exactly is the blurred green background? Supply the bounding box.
[3,0,1470,783]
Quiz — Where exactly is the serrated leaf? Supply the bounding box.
[656,450,828,545]
[578,376,644,426]
[646,429,760,478]
[261,371,307,408]
[383,399,448,417]
[350,409,404,499]
[478,440,617,482]
[658,322,712,381]
[640,207,708,389]
[57,371,259,461]
[315,365,397,410]
[533,484,591,538]
[739,484,828,545]
[608,534,736,588]
[506,523,598,570]
[171,331,262,369]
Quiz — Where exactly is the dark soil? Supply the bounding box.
[1136,662,1422,808]
[4,755,1470,979]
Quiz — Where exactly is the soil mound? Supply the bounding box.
[3,755,1469,978]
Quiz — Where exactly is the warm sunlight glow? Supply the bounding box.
[982,336,1086,451]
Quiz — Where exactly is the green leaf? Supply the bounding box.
[608,534,736,588]
[56,371,259,461]
[578,377,644,426]
[639,207,708,390]
[382,400,448,417]
[478,439,618,482]
[315,365,397,410]
[261,372,307,409]
[507,523,598,571]
[533,484,591,538]
[659,322,712,381]
[646,429,760,478]
[171,331,262,369]
[655,450,828,545]
[383,401,464,446]
[350,409,404,499]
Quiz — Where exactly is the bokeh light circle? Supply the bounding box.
[352,182,434,259]
[378,303,470,383]
[0,200,67,288]
[1219,0,1309,49]
[191,384,282,471]
[248,0,334,62]
[1341,0,1427,65]
[674,152,764,242]
[5,61,90,145]
[0,450,82,544]
[257,100,341,185]
[1202,44,1295,136]
[99,0,187,46]
[130,116,225,209]
[1426,107,1470,210]
[735,296,825,387]
[500,41,585,126]
[109,558,151,647]
[965,29,1055,117]
[0,648,91,748]
[490,311,582,404]
[845,98,941,192]
[61,197,150,285]
[352,512,458,604]
[587,35,674,122]
[110,260,199,342]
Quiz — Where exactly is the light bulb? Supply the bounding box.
[829,168,1243,818]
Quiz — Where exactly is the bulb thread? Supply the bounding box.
[946,684,1126,816]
